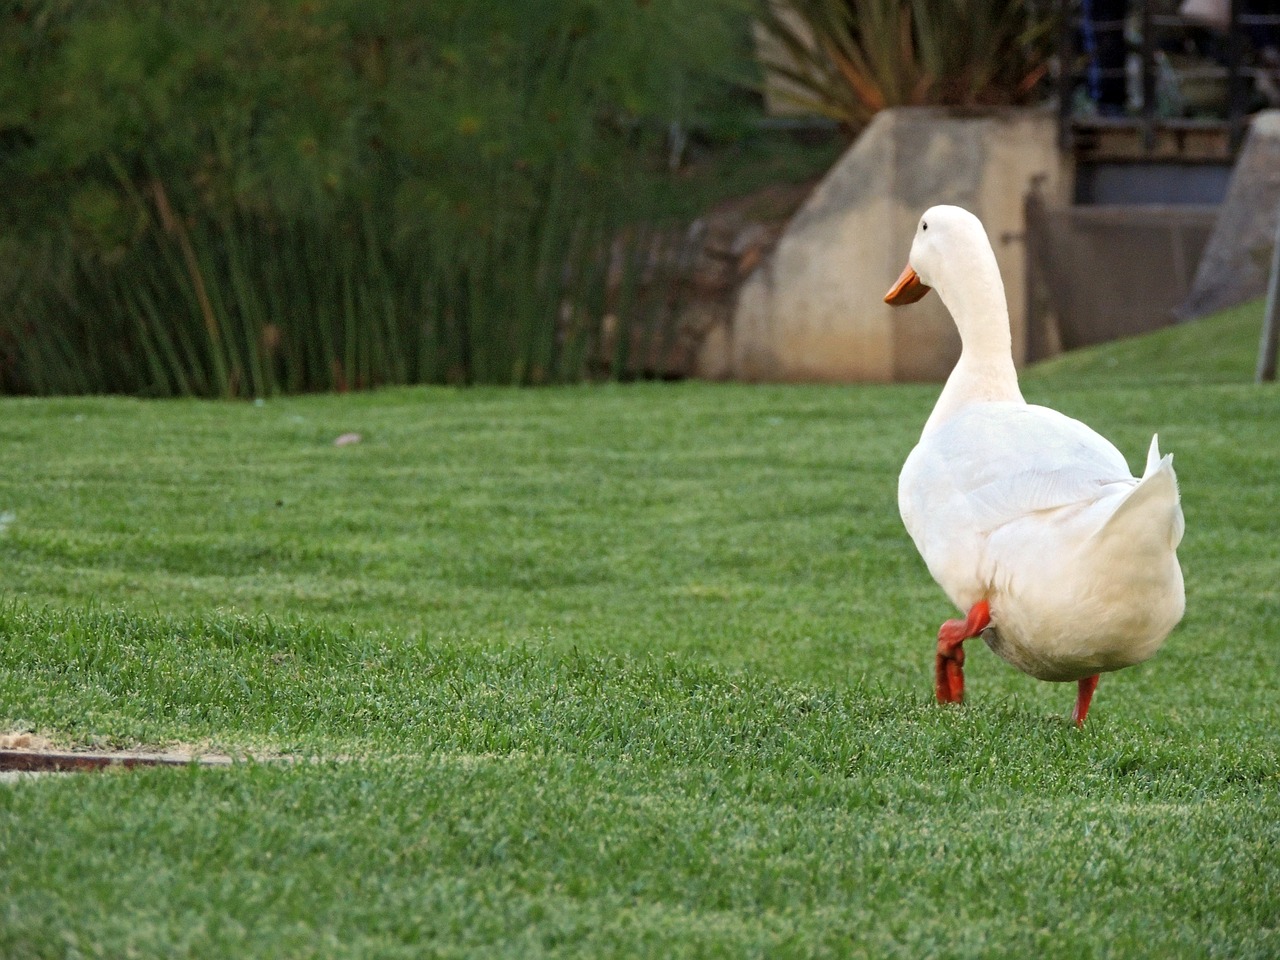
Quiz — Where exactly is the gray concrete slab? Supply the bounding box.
[1176,111,1280,321]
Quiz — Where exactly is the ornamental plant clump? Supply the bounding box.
[0,0,751,396]
[758,0,1054,133]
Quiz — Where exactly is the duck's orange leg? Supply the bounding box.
[1071,674,1100,727]
[935,600,991,704]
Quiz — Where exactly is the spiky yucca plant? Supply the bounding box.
[758,0,1054,133]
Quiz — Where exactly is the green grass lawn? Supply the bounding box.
[1,300,1278,958]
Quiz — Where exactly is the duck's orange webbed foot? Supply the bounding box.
[935,600,991,704]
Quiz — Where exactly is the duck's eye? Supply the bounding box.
[922,222,928,231]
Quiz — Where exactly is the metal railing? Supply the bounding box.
[1057,0,1280,155]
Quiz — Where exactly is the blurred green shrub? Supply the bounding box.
[0,0,754,395]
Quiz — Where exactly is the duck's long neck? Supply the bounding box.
[922,260,1024,436]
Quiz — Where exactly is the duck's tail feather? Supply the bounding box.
[1097,434,1184,551]
[1144,432,1163,475]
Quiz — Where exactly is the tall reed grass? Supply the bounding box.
[4,165,682,396]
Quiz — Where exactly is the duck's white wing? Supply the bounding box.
[926,403,1135,531]
[898,402,1137,604]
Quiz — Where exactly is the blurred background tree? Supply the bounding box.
[0,0,769,395]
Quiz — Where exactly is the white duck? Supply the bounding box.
[884,205,1185,725]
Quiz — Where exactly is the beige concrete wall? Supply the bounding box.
[716,107,1069,382]
[728,120,896,381]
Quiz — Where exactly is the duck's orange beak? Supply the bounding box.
[884,264,931,305]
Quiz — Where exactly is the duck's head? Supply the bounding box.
[883,205,996,307]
